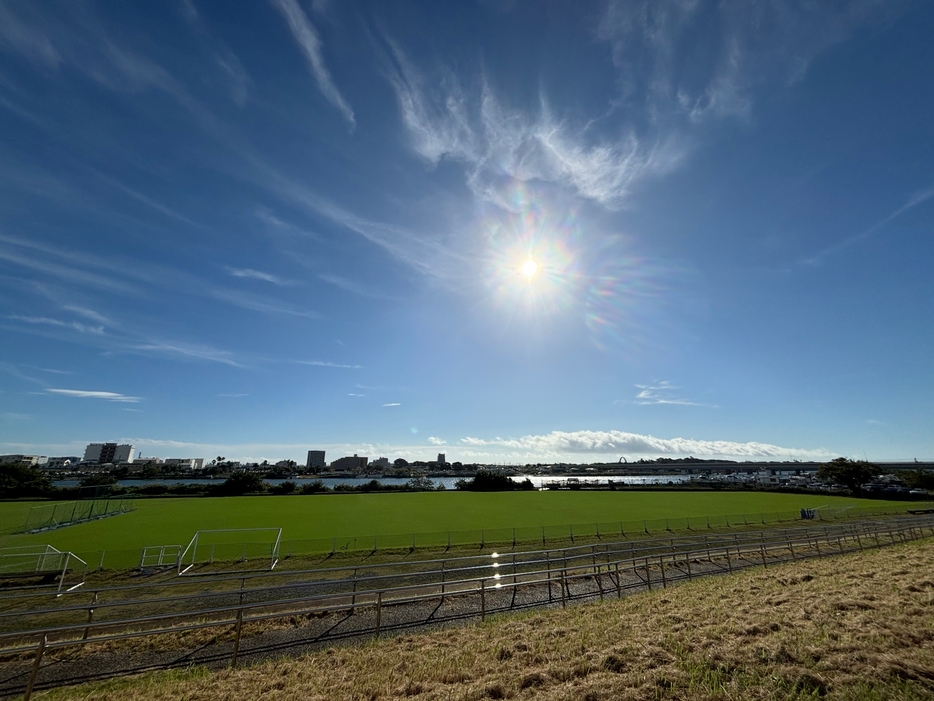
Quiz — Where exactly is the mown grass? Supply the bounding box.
[35,536,934,700]
[0,491,908,559]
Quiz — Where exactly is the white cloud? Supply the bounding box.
[9,315,104,335]
[218,393,249,398]
[226,267,295,286]
[802,185,934,265]
[132,341,242,367]
[382,402,401,407]
[458,429,830,461]
[318,273,386,299]
[296,360,362,369]
[347,393,365,397]
[269,0,354,126]
[383,42,681,209]
[630,381,714,407]
[46,388,141,403]
[427,436,446,445]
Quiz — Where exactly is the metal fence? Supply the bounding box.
[37,500,934,572]
[2,514,933,699]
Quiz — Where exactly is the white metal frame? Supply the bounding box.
[178,528,282,575]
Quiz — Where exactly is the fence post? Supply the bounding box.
[480,579,486,621]
[23,634,47,701]
[230,608,244,668]
[569,525,574,543]
[659,557,667,588]
[560,569,567,608]
[512,528,516,547]
[760,543,768,568]
[542,526,546,546]
[725,548,733,574]
[97,551,105,572]
[614,563,622,599]
[546,553,553,602]
[375,592,382,638]
[685,552,693,580]
[83,592,98,640]
[645,558,652,591]
[351,568,358,613]
[596,566,604,601]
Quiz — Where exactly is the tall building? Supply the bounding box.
[83,443,134,464]
[437,453,446,465]
[306,450,326,470]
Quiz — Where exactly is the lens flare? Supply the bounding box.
[476,178,690,357]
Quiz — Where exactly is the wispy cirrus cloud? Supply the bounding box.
[627,381,714,407]
[597,0,904,125]
[459,429,830,461]
[801,186,934,265]
[269,0,354,126]
[382,402,400,407]
[9,315,104,335]
[295,360,362,369]
[45,388,141,403]
[383,38,682,209]
[226,267,296,286]
[132,341,243,367]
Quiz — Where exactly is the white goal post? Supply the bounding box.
[178,528,282,575]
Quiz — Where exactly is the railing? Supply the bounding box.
[22,500,932,572]
[2,514,933,699]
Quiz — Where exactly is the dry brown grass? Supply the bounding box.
[38,539,934,700]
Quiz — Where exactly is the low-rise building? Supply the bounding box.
[0,454,48,466]
[330,454,368,472]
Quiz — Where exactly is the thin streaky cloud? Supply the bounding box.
[226,267,295,286]
[318,273,386,299]
[46,388,141,403]
[802,186,934,265]
[132,342,243,367]
[295,360,362,369]
[218,393,249,398]
[269,0,354,126]
[382,402,401,407]
[9,315,105,335]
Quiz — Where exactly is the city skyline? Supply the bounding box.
[1,1,933,465]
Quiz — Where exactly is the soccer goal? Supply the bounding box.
[0,545,88,594]
[21,498,134,533]
[177,528,282,575]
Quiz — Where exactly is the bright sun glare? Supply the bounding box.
[521,259,538,277]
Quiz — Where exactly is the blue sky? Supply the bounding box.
[1,0,932,465]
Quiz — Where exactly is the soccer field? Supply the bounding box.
[0,491,912,566]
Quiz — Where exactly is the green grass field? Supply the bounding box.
[0,491,912,563]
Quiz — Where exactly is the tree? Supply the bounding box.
[393,458,409,468]
[456,470,521,491]
[817,458,880,494]
[0,463,53,498]
[218,471,267,495]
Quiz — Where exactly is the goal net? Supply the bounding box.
[0,545,88,593]
[178,528,282,575]
[21,498,134,533]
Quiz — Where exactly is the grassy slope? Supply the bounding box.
[39,537,934,700]
[0,492,902,555]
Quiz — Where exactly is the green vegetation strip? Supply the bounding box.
[0,492,918,570]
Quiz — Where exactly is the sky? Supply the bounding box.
[1,0,932,465]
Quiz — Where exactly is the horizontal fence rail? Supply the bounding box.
[5,501,928,573]
[1,514,933,699]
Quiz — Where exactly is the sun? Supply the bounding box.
[520,259,538,277]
